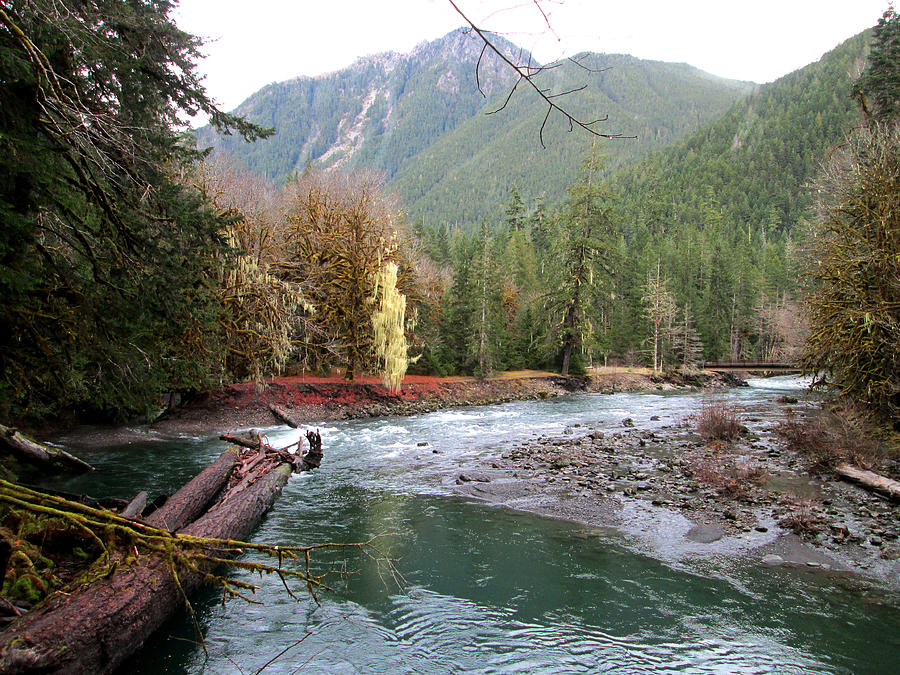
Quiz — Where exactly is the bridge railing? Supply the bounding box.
[702,361,800,370]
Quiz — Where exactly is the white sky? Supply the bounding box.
[173,0,890,114]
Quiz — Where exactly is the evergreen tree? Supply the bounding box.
[673,305,705,371]
[546,144,618,375]
[0,0,267,420]
[642,260,677,373]
[468,221,504,377]
[854,8,900,122]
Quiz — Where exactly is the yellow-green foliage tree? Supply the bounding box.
[192,159,312,382]
[372,262,411,393]
[281,172,412,382]
[803,121,900,422]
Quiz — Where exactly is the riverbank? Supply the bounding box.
[451,398,900,594]
[45,367,899,594]
[50,367,739,448]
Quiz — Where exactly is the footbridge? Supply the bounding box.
[702,361,802,374]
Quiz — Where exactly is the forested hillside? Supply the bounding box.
[597,31,870,360]
[195,28,521,182]
[393,53,751,225]
[411,31,872,373]
[613,31,869,241]
[198,29,752,224]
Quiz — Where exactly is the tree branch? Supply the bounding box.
[446,0,634,148]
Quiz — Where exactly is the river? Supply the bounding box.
[47,377,900,673]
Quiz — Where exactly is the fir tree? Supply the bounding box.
[0,0,267,420]
[854,7,900,122]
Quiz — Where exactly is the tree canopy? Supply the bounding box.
[0,0,267,421]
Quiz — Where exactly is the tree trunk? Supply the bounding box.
[561,342,573,377]
[120,491,148,519]
[0,425,93,473]
[835,463,900,501]
[145,447,239,532]
[269,404,301,428]
[0,448,293,674]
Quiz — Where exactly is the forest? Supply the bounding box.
[0,2,897,429]
[0,1,898,671]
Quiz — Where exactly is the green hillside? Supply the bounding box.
[393,53,752,225]
[612,32,869,238]
[198,30,752,224]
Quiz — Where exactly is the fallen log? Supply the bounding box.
[219,432,261,449]
[0,424,93,473]
[269,404,301,428]
[120,491,148,519]
[145,447,239,531]
[0,441,305,673]
[835,463,900,502]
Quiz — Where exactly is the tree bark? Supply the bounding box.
[0,448,293,674]
[145,447,239,532]
[0,425,93,473]
[120,491,148,519]
[835,463,900,501]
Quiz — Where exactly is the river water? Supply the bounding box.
[48,377,900,673]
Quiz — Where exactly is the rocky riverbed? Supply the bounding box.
[451,409,900,592]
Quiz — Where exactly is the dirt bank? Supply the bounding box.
[52,368,737,448]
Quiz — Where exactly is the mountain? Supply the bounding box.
[195,28,522,182]
[391,52,752,225]
[197,29,753,223]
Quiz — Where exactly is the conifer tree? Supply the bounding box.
[642,260,677,374]
[804,9,900,422]
[853,7,900,122]
[0,0,267,420]
[546,144,618,375]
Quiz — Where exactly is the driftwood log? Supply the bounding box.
[0,436,313,674]
[269,404,302,428]
[0,425,93,473]
[835,463,900,502]
[145,447,239,531]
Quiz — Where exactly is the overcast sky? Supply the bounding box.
[173,0,890,114]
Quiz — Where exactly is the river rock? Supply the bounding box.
[457,473,491,484]
[762,554,784,566]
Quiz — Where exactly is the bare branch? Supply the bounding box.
[446,0,635,148]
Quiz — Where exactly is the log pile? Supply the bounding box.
[0,429,324,673]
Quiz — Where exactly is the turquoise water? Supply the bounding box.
[47,379,900,673]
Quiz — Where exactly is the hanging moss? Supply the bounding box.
[371,262,410,393]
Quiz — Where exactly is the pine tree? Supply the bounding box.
[546,144,618,376]
[854,8,900,122]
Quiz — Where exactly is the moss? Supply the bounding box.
[71,546,90,561]
[8,574,46,604]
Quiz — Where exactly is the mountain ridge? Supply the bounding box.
[197,28,754,222]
